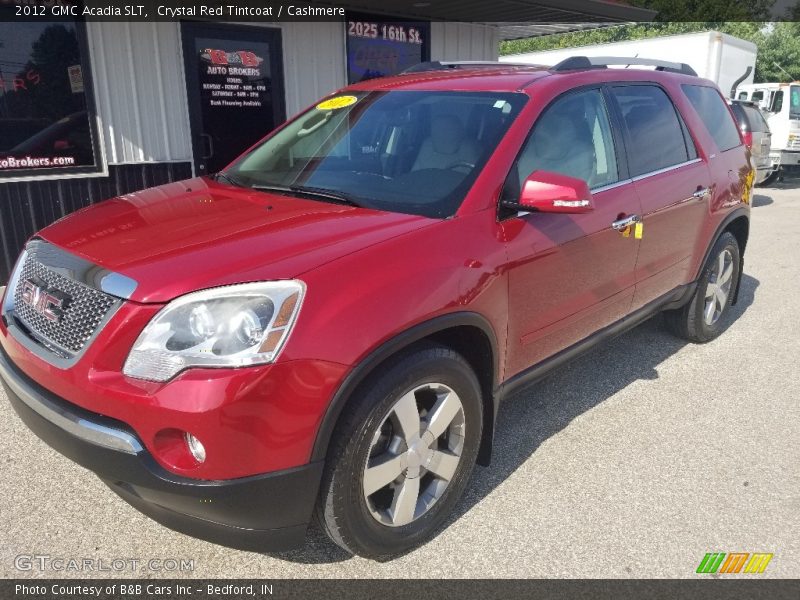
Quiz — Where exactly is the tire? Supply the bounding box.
[664,231,741,343]
[315,344,483,560]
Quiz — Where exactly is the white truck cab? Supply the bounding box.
[736,82,800,180]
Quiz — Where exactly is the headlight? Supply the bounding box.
[123,281,304,382]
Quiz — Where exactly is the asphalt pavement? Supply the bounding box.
[1,181,798,579]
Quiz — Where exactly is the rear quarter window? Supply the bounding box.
[682,85,742,152]
[729,104,748,131]
[743,105,769,133]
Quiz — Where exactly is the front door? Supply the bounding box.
[181,22,285,175]
[502,87,641,376]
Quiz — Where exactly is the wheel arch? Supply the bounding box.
[696,208,750,305]
[310,312,500,467]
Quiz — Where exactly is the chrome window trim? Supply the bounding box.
[630,158,703,182]
[591,178,634,194]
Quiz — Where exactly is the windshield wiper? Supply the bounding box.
[251,183,363,207]
[213,171,244,187]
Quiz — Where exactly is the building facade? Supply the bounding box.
[0,16,499,281]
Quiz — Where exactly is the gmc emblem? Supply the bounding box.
[20,278,70,323]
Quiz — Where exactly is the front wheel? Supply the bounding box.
[664,231,741,343]
[315,345,482,560]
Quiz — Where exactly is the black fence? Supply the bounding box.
[0,162,192,283]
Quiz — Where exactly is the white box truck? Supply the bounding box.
[501,30,757,99]
[736,82,800,180]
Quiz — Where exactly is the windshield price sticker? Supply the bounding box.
[316,96,358,111]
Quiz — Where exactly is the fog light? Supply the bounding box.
[184,432,206,463]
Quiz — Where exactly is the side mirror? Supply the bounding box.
[514,170,594,214]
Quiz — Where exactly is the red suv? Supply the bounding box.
[0,58,752,560]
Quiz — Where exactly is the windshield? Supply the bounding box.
[225,90,526,218]
[791,85,800,120]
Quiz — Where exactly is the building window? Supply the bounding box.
[345,12,430,84]
[0,15,101,178]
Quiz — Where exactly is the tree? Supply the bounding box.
[628,0,774,21]
[500,21,800,84]
[753,23,800,81]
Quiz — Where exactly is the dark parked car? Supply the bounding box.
[1,57,752,560]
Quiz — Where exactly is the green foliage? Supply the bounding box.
[753,23,800,82]
[500,21,800,84]
[627,0,774,21]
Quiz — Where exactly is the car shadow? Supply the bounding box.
[759,174,800,192]
[751,193,773,208]
[268,274,760,564]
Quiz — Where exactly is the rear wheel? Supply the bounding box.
[664,232,741,343]
[316,345,482,560]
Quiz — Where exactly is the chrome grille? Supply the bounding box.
[12,255,117,356]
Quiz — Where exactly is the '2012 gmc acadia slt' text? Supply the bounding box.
[0,57,752,560]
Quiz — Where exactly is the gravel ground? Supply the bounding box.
[1,181,798,579]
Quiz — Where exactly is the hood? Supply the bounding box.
[38,177,434,303]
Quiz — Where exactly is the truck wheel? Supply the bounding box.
[664,232,741,343]
[316,344,482,560]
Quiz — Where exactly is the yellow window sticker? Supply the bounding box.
[316,95,358,111]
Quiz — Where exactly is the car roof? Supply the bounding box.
[343,62,705,94]
[344,65,551,93]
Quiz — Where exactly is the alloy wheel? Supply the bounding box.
[362,383,465,527]
[703,248,734,326]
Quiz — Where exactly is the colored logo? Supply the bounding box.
[200,49,263,68]
[20,278,70,323]
[696,552,773,574]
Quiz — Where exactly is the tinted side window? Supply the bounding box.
[611,85,690,176]
[772,91,784,113]
[729,104,748,131]
[514,88,618,189]
[744,106,768,132]
[682,85,742,153]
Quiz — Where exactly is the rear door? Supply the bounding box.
[608,83,711,310]
[680,83,751,250]
[502,87,641,375]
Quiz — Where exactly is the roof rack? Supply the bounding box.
[402,61,537,74]
[551,56,698,76]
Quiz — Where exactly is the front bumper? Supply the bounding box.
[0,345,323,552]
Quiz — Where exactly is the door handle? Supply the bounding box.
[692,187,711,199]
[611,214,641,231]
[200,133,214,160]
